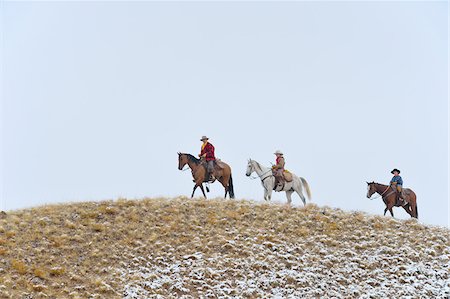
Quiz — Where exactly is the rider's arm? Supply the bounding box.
[273,158,284,169]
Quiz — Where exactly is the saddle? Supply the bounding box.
[391,185,410,206]
[273,170,293,191]
[215,159,226,169]
[200,159,225,182]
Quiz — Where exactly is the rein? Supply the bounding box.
[251,170,273,194]
[249,169,273,180]
[180,165,190,172]
[370,185,394,200]
[248,161,273,181]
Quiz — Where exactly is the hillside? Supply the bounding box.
[0,197,449,298]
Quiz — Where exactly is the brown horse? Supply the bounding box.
[366,182,418,219]
[178,153,235,199]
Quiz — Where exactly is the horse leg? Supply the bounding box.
[191,185,198,198]
[384,203,394,217]
[385,197,395,217]
[388,205,394,217]
[292,178,306,206]
[199,184,207,199]
[264,178,275,201]
[294,186,306,206]
[407,200,418,219]
[286,190,293,205]
[264,189,272,201]
[219,177,229,199]
[402,204,413,217]
[387,208,394,217]
[285,190,293,205]
[406,196,418,218]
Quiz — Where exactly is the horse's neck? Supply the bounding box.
[253,161,270,175]
[185,155,200,171]
[187,160,199,171]
[376,183,389,194]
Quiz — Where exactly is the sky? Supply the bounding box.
[1,1,448,227]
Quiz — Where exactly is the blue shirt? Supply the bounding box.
[390,175,403,186]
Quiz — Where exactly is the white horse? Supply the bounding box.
[245,159,312,205]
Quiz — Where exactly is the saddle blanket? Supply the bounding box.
[283,170,293,182]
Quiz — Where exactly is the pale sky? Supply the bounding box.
[1,1,448,227]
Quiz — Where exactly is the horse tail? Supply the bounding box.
[228,174,235,199]
[414,203,418,219]
[300,177,312,200]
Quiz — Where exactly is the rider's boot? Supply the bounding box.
[204,170,215,182]
[402,195,407,206]
[398,192,406,206]
[277,176,284,189]
[209,174,216,182]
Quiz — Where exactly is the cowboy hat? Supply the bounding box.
[200,136,209,141]
[391,168,401,174]
[274,150,283,155]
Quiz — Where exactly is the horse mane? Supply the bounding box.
[369,182,388,189]
[250,159,263,172]
[182,153,200,164]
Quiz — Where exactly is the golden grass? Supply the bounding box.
[0,197,448,298]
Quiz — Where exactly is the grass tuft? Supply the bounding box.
[0,197,448,298]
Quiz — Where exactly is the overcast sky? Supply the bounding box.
[1,1,448,227]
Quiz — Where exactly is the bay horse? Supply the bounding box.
[366,182,418,219]
[246,159,311,205]
[178,153,235,199]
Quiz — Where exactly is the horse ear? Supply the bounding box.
[366,181,369,185]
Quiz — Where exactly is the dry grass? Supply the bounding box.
[0,197,448,298]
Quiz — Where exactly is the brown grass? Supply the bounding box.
[0,197,448,298]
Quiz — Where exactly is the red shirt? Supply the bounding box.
[200,142,216,161]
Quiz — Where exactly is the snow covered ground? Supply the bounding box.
[1,197,448,298]
[117,199,450,298]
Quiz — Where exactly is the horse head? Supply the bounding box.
[178,152,188,170]
[366,181,377,198]
[246,159,254,176]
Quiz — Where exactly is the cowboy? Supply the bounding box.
[390,168,404,204]
[199,136,216,181]
[272,150,285,186]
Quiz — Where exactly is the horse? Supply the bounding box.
[178,153,235,199]
[245,159,311,205]
[366,182,418,219]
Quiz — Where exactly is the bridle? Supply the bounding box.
[369,184,394,200]
[248,161,273,181]
[247,161,275,194]
[179,155,195,172]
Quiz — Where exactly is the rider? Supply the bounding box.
[390,168,404,204]
[199,136,216,181]
[272,150,285,186]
